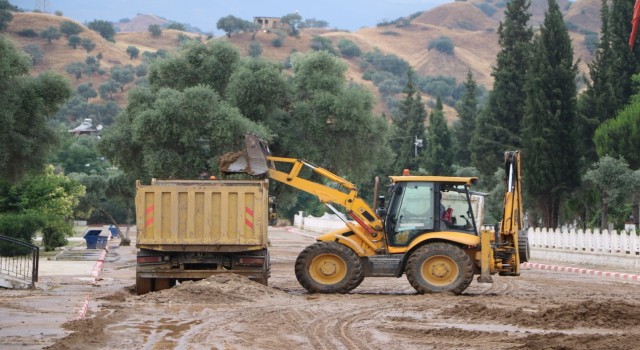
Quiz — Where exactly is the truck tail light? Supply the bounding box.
[237,257,264,266]
[137,256,163,264]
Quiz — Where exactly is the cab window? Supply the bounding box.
[388,182,434,245]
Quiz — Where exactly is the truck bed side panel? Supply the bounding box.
[136,180,268,249]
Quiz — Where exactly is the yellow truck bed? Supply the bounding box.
[135,179,269,252]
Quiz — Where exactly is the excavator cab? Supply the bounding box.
[382,178,480,247]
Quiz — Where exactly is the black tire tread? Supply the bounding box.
[295,241,364,294]
[406,242,474,295]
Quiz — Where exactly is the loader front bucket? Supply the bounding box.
[219,134,272,176]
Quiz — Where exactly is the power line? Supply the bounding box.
[34,0,50,13]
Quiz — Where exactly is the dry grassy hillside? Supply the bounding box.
[114,14,168,33]
[115,29,205,53]
[417,1,498,31]
[565,0,602,33]
[4,13,208,107]
[6,13,130,75]
[3,0,602,124]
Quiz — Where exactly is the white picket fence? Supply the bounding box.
[527,227,640,255]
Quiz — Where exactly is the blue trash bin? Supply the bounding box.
[96,235,108,249]
[83,229,103,249]
[108,225,119,239]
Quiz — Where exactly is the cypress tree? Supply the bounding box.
[424,97,453,175]
[522,0,579,228]
[391,69,427,172]
[577,0,616,165]
[471,0,532,177]
[609,0,640,109]
[453,70,479,167]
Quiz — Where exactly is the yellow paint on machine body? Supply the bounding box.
[135,179,269,252]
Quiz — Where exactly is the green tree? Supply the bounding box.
[310,35,336,54]
[87,20,115,41]
[247,41,262,57]
[390,69,426,172]
[281,13,303,36]
[76,82,97,100]
[337,39,361,57]
[81,38,95,53]
[216,15,251,37]
[148,40,240,95]
[22,44,44,65]
[40,26,61,43]
[67,34,81,49]
[98,85,269,180]
[226,57,288,126]
[1,166,85,251]
[0,37,72,182]
[66,61,87,80]
[52,134,107,174]
[0,0,18,32]
[283,51,390,182]
[577,0,616,165]
[59,20,83,37]
[522,0,579,228]
[166,22,186,31]
[148,24,162,37]
[583,156,640,229]
[99,79,119,100]
[593,83,640,169]
[609,0,640,110]
[453,70,479,166]
[470,0,532,177]
[424,97,454,175]
[110,65,135,91]
[126,45,140,59]
[428,36,455,55]
[301,18,329,28]
[70,172,134,227]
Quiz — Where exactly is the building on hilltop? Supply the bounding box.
[254,16,285,30]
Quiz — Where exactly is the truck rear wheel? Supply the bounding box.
[136,275,152,295]
[406,243,474,294]
[154,278,174,291]
[295,241,364,293]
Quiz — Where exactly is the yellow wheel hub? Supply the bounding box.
[421,255,459,287]
[309,253,347,285]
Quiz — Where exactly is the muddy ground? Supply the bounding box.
[1,227,640,350]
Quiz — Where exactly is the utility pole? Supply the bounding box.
[34,0,50,13]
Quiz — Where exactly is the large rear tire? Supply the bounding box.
[406,243,474,295]
[295,241,364,293]
[518,229,530,263]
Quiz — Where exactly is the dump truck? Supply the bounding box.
[135,179,270,295]
[221,134,527,294]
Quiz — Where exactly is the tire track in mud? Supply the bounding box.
[301,295,412,350]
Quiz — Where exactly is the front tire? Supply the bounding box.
[295,242,364,293]
[406,243,474,294]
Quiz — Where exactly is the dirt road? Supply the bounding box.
[1,226,640,350]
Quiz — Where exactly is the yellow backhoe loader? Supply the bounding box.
[221,134,527,294]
